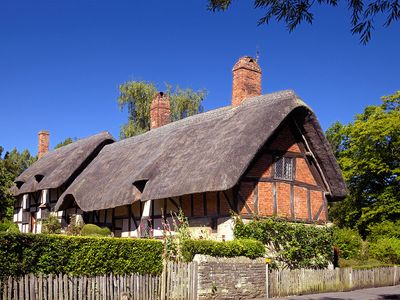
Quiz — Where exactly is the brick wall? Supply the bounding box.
[194,255,266,299]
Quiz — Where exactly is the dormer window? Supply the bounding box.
[274,156,294,181]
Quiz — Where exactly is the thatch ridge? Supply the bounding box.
[56,90,347,212]
[13,131,115,196]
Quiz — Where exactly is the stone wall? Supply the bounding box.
[194,255,266,299]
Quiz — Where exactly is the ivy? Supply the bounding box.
[234,217,333,269]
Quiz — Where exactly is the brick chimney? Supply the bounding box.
[38,130,49,159]
[232,56,262,107]
[150,92,171,129]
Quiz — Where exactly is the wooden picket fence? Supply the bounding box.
[0,262,198,300]
[1,264,399,299]
[268,266,400,298]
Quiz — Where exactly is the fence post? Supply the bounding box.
[394,266,397,286]
[349,268,353,290]
[265,263,269,299]
[161,261,167,300]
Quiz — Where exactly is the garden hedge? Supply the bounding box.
[181,238,265,262]
[234,218,333,269]
[0,233,163,277]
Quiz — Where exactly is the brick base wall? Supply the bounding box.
[194,255,266,299]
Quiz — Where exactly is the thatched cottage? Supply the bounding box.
[12,56,347,239]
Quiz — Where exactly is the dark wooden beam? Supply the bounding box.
[237,190,252,214]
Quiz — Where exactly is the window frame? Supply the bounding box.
[273,156,295,182]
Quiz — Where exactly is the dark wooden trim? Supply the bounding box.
[241,177,323,191]
[168,197,180,211]
[112,208,115,232]
[179,196,183,208]
[307,189,312,221]
[190,194,194,217]
[216,192,221,215]
[130,205,138,229]
[163,199,167,219]
[253,183,259,214]
[203,193,207,216]
[314,202,324,220]
[237,190,252,214]
[290,183,295,218]
[128,205,131,236]
[222,190,235,212]
[272,182,277,215]
[266,149,305,158]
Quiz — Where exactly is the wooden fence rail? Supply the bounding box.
[0,262,198,300]
[268,266,400,298]
[1,264,398,299]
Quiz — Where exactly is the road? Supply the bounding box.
[260,285,400,300]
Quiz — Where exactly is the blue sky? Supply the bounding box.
[0,0,398,155]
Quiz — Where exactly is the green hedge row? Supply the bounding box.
[234,218,333,269]
[0,233,163,277]
[181,239,265,262]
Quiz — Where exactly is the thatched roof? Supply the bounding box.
[56,90,348,212]
[13,132,114,196]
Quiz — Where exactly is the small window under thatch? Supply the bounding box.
[274,156,294,181]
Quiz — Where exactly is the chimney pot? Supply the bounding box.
[150,92,171,129]
[232,56,262,107]
[38,130,49,159]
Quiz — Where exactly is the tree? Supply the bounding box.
[55,137,76,149]
[0,147,36,220]
[327,91,400,236]
[208,0,400,44]
[118,81,206,139]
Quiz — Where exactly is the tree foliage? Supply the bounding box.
[208,0,400,44]
[0,147,36,220]
[327,91,400,236]
[54,137,76,149]
[118,81,206,139]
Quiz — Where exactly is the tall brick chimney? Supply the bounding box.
[38,130,49,159]
[150,92,171,129]
[232,56,262,107]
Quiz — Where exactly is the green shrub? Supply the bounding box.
[0,220,19,233]
[339,258,393,269]
[42,214,61,234]
[81,224,111,237]
[0,233,163,278]
[181,239,265,262]
[234,217,333,269]
[369,237,400,264]
[333,228,362,259]
[367,221,400,241]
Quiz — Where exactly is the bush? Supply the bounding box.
[42,215,61,234]
[369,237,400,264]
[81,224,111,237]
[333,228,362,259]
[0,233,163,278]
[367,221,400,241]
[181,239,265,262]
[0,220,19,233]
[234,217,333,269]
[339,258,393,269]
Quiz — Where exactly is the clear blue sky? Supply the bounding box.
[0,0,398,155]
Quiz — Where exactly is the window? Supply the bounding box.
[274,156,294,181]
